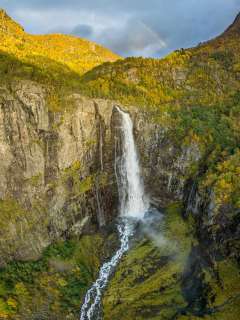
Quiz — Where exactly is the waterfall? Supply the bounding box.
[116,106,149,218]
[80,106,148,320]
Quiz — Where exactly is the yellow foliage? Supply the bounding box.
[0,9,120,97]
[203,149,240,207]
[6,298,17,310]
[57,278,67,287]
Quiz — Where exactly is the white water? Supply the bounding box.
[116,106,149,218]
[80,106,149,320]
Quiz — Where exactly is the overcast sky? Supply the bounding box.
[0,0,239,57]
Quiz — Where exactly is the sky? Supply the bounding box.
[0,0,239,57]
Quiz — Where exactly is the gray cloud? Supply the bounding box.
[93,19,166,56]
[72,24,93,38]
[0,0,239,57]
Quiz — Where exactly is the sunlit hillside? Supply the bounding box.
[0,9,120,90]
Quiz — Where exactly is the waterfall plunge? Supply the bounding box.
[116,106,149,218]
[80,106,148,320]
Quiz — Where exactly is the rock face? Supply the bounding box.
[130,110,239,262]
[134,114,201,206]
[0,79,238,267]
[0,80,121,265]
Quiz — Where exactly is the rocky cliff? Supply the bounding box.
[0,80,123,265]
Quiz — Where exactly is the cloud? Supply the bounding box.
[67,17,166,56]
[72,24,93,38]
[1,0,240,57]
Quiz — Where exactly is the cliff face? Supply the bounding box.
[134,115,200,204]
[0,80,123,265]
[133,110,239,262]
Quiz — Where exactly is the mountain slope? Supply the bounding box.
[79,13,240,107]
[0,9,120,90]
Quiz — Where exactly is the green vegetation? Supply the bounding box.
[62,161,93,195]
[61,160,109,198]
[103,204,240,320]
[103,203,194,319]
[0,199,46,255]
[0,233,115,319]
